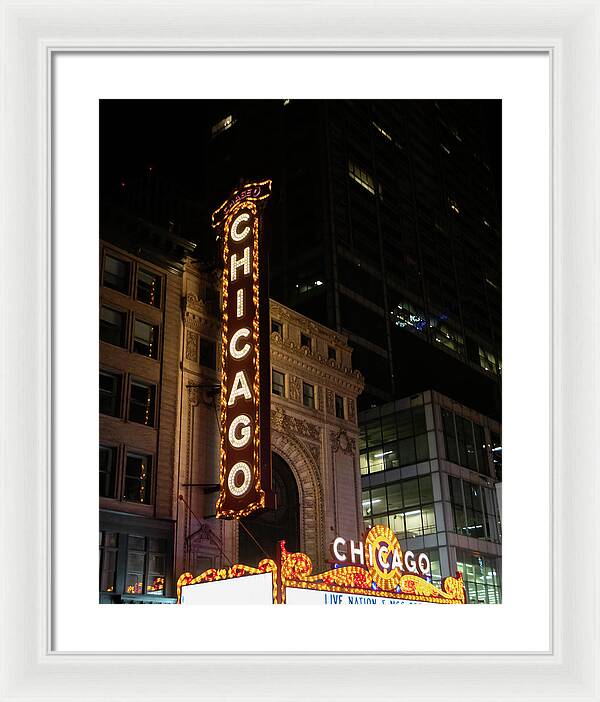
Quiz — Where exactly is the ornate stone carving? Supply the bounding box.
[289,375,302,402]
[326,389,335,415]
[271,406,321,442]
[185,331,199,362]
[305,442,321,465]
[347,398,356,422]
[330,429,356,456]
[317,386,325,413]
[185,292,207,313]
[271,405,286,432]
[271,424,325,567]
[187,384,202,407]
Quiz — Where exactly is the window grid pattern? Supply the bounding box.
[99,371,122,417]
[359,405,429,475]
[448,475,501,543]
[302,382,315,409]
[99,445,117,498]
[456,549,501,604]
[136,269,161,308]
[348,160,375,194]
[362,474,436,540]
[126,536,166,596]
[99,531,119,593]
[272,369,285,397]
[441,408,490,476]
[128,381,156,427]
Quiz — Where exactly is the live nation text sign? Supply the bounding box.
[212,180,274,519]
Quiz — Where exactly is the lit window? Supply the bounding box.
[479,347,499,375]
[211,115,235,137]
[372,122,392,141]
[272,369,285,397]
[302,382,315,409]
[99,532,118,592]
[137,269,161,308]
[125,536,166,597]
[99,371,121,417]
[124,453,152,503]
[103,254,130,294]
[390,301,428,332]
[335,394,344,419]
[100,306,126,347]
[295,280,325,294]
[348,160,375,194]
[491,431,502,482]
[129,380,156,427]
[133,320,159,359]
[433,324,464,355]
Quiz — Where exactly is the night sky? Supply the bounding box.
[100,99,501,206]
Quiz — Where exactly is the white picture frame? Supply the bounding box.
[1,1,598,700]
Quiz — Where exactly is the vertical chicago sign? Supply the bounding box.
[212,179,275,519]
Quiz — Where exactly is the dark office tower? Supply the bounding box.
[202,99,501,418]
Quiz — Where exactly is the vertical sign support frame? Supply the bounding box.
[212,179,275,519]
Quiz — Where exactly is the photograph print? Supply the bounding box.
[98,99,502,606]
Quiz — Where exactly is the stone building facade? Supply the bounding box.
[99,242,182,603]
[176,261,365,577]
[100,246,364,602]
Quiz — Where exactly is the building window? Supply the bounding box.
[124,452,152,503]
[133,319,159,359]
[348,160,375,194]
[136,269,161,308]
[359,405,430,475]
[100,306,126,347]
[441,408,491,475]
[300,333,312,350]
[335,394,345,419]
[372,122,393,141]
[211,115,235,137]
[479,347,499,375]
[448,476,500,543]
[491,431,502,481]
[99,531,119,592]
[328,346,337,361]
[272,369,285,397]
[103,254,130,294]
[362,474,437,539]
[99,371,121,417]
[128,380,156,427]
[125,536,166,596]
[199,337,217,369]
[456,549,501,604]
[433,324,464,356]
[99,445,117,498]
[271,319,283,336]
[302,382,315,409]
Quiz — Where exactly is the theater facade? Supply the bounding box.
[99,242,365,602]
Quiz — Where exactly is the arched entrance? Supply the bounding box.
[239,452,300,565]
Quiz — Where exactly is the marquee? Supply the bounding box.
[177,526,465,605]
